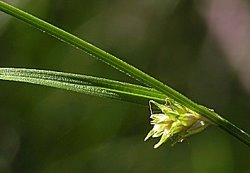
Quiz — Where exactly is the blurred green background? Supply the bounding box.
[0,0,250,172]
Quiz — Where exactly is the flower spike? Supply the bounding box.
[145,98,210,148]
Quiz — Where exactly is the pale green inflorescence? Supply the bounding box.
[145,98,210,148]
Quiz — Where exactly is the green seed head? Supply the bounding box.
[145,98,209,148]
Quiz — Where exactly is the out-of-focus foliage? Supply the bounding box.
[0,0,249,172]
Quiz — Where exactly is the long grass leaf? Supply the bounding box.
[0,68,166,105]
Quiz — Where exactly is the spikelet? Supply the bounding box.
[144,98,209,148]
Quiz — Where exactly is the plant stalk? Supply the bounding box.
[0,1,249,146]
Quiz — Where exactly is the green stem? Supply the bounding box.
[0,68,166,105]
[0,1,249,146]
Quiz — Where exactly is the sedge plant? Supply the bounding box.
[0,1,249,148]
